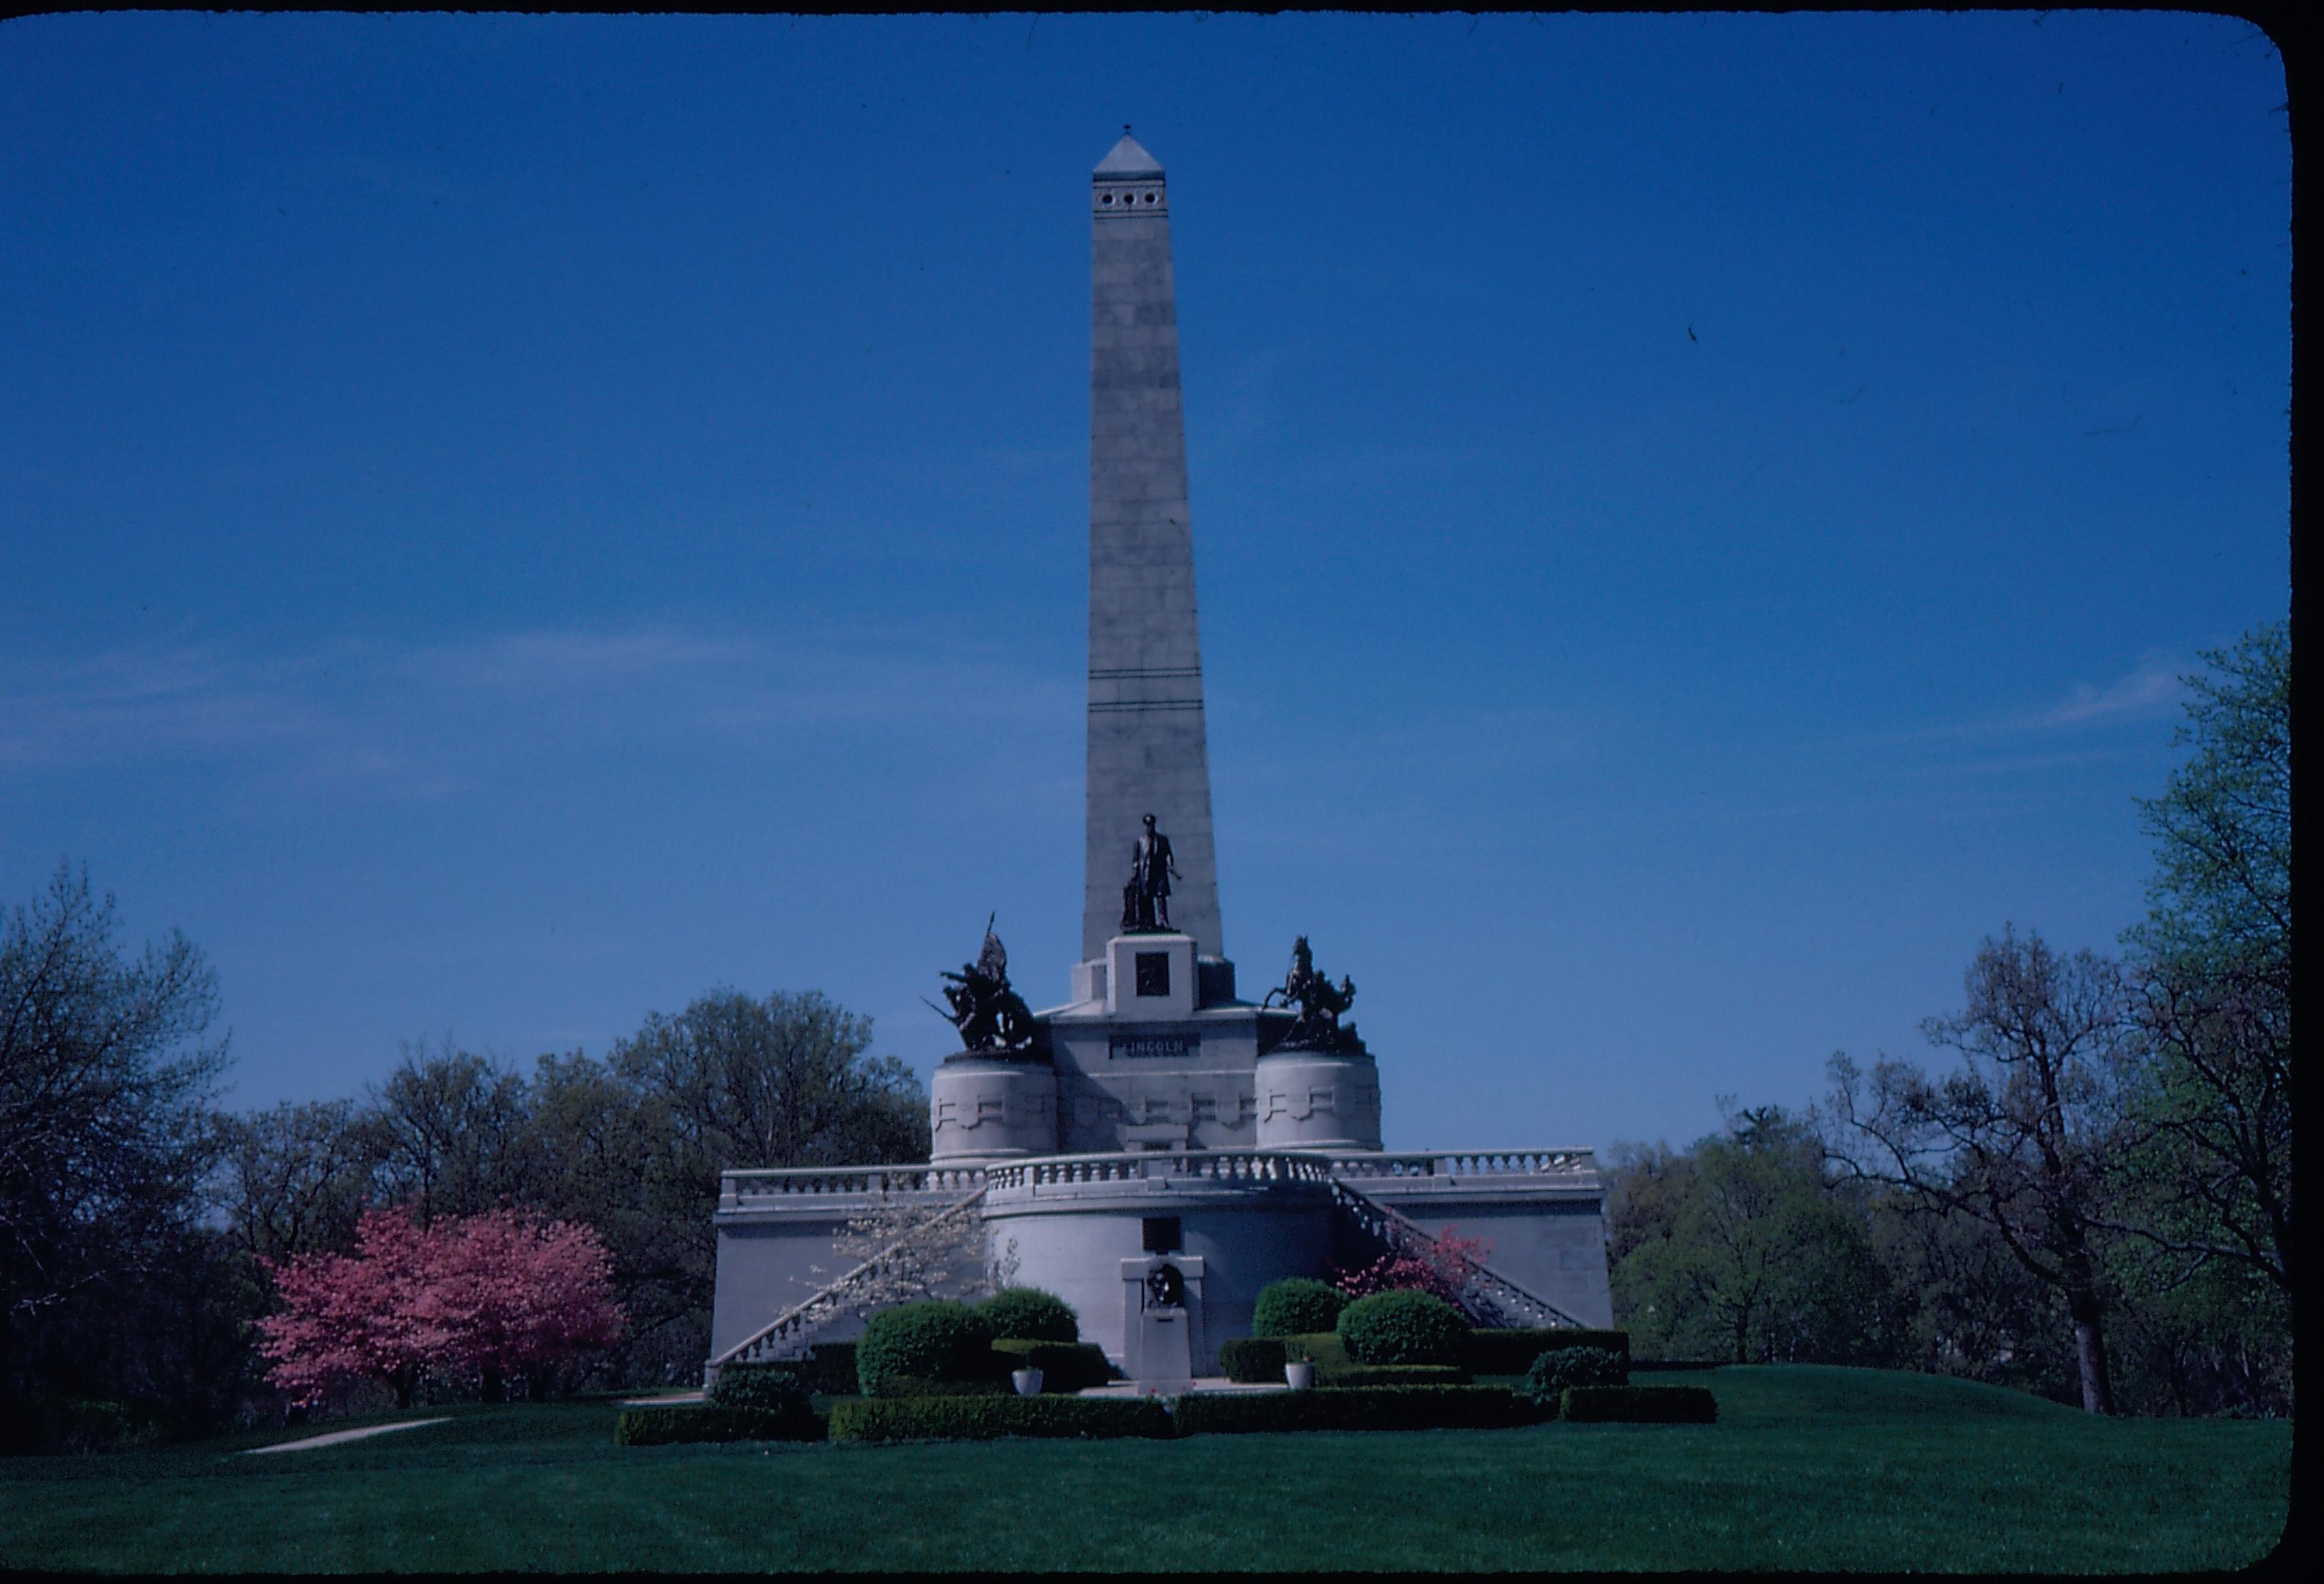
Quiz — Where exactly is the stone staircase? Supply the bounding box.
[704,1187,988,1385]
[1326,1177,1588,1330]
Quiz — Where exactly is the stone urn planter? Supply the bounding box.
[1011,1367,1044,1397]
[1284,1361,1315,1390]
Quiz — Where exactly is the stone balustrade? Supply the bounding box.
[719,1164,990,1210]
[717,1148,1594,1210]
[1323,1149,1596,1179]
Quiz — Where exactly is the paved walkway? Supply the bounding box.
[1084,1377,1288,1398]
[243,1418,450,1455]
[621,1392,707,1405]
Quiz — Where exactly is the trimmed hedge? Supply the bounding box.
[1468,1328,1630,1376]
[615,1405,825,1446]
[977,1288,1080,1344]
[857,1301,997,1397]
[1338,1291,1470,1366]
[991,1339,1116,1394]
[1219,1337,1288,1384]
[1173,1385,1549,1436]
[1252,1278,1348,1338]
[805,1342,859,1396]
[1560,1385,1719,1424]
[1328,1363,1471,1387]
[707,1362,810,1411]
[828,1395,1173,1443]
[1217,1331,1468,1386]
[872,1375,1011,1399]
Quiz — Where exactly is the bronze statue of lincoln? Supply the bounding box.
[1120,812,1181,933]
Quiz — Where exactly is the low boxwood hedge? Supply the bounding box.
[871,1374,1011,1399]
[1327,1362,1471,1387]
[1560,1385,1719,1423]
[1173,1385,1548,1436]
[991,1339,1115,1393]
[1252,1278,1348,1337]
[707,1362,810,1411]
[1256,1331,1469,1386]
[615,1404,825,1446]
[1467,1327,1630,1376]
[828,1395,1173,1443]
[1218,1337,1288,1384]
[1338,1291,1471,1366]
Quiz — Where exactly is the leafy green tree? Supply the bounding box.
[574,989,927,1384]
[2120,622,2290,1300]
[1612,1104,1897,1365]
[522,1049,710,1385]
[0,866,232,1438]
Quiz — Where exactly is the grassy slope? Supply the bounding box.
[0,1367,2288,1573]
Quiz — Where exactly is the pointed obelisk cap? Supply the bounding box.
[1093,128,1163,180]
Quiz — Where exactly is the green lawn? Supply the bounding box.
[0,1367,2287,1573]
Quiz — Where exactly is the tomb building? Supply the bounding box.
[706,136,1610,1386]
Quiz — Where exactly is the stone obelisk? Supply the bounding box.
[1082,132,1224,966]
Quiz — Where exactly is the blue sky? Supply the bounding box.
[0,12,2289,1154]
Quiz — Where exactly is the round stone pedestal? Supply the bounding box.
[928,1056,1059,1162]
[1254,1050,1382,1151]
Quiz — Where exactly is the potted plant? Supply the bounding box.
[1011,1364,1044,1397]
[1284,1347,1315,1391]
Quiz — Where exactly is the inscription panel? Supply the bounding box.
[1110,1033,1196,1061]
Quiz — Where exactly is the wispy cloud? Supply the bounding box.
[2019,656,2185,729]
[396,628,756,697]
[0,620,1066,799]
[1859,653,2188,749]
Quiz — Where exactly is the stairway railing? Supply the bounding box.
[704,1187,988,1382]
[1326,1177,1588,1330]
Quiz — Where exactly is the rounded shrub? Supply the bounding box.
[1252,1278,1348,1339]
[1521,1346,1628,1409]
[856,1301,996,1398]
[1336,1290,1471,1366]
[978,1286,1080,1344]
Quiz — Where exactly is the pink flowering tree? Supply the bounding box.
[1331,1226,1495,1311]
[255,1207,450,1409]
[256,1205,625,1410]
[424,1208,627,1402]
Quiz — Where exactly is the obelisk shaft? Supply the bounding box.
[1083,136,1222,963]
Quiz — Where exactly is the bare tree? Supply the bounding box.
[1827,927,2136,1414]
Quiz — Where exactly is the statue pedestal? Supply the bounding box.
[1255,1049,1381,1151]
[1121,1254,1205,1392]
[929,1055,1059,1162]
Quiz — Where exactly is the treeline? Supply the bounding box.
[1607,626,2290,1418]
[0,623,2287,1444]
[1,882,926,1447]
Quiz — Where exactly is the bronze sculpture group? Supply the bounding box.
[1262,935,1364,1053]
[934,915,1037,1055]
